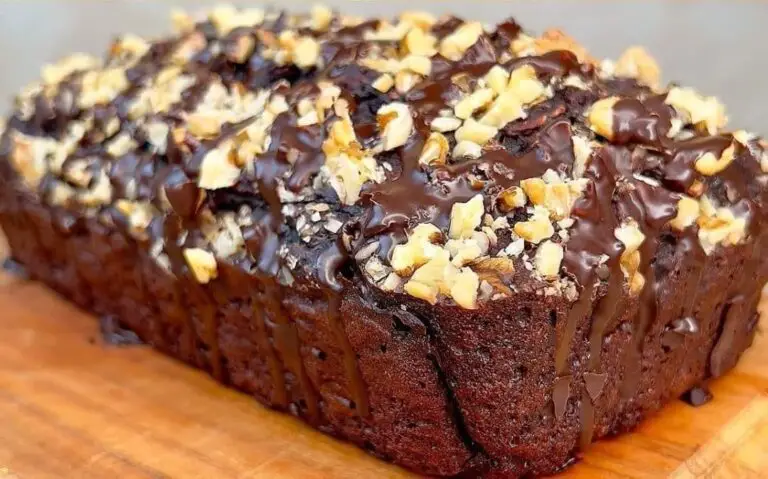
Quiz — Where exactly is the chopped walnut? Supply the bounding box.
[106,132,137,157]
[310,4,333,32]
[535,240,563,279]
[431,116,463,133]
[404,26,437,57]
[404,249,480,309]
[694,142,736,176]
[439,22,483,61]
[445,232,489,267]
[9,133,56,188]
[479,91,525,128]
[418,132,449,166]
[209,5,264,36]
[455,119,498,146]
[514,206,555,244]
[665,87,727,135]
[378,102,414,150]
[513,29,594,64]
[41,53,101,85]
[454,88,494,120]
[78,67,129,109]
[614,46,660,89]
[453,140,483,159]
[697,196,747,254]
[198,141,242,189]
[390,223,444,275]
[586,96,620,140]
[484,65,510,95]
[507,65,547,105]
[497,186,527,212]
[372,74,395,93]
[183,248,218,284]
[520,173,587,220]
[615,219,646,295]
[670,196,700,230]
[115,199,155,239]
[449,194,485,239]
[572,136,593,179]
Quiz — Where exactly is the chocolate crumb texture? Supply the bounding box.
[1,5,766,478]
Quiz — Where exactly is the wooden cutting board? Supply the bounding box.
[0,242,767,479]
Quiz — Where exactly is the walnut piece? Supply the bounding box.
[535,240,563,279]
[587,96,619,140]
[378,102,414,151]
[198,141,242,189]
[614,47,660,89]
[665,87,726,135]
[514,206,555,244]
[183,248,218,284]
[615,219,646,295]
[449,194,485,239]
[694,142,736,176]
[439,22,483,61]
[418,132,449,166]
[669,196,700,231]
[390,223,444,275]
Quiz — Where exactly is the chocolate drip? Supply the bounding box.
[318,238,370,417]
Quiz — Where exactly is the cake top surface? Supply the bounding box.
[2,4,767,309]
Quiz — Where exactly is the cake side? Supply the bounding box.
[1,5,767,477]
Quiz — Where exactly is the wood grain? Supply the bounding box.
[0,245,766,478]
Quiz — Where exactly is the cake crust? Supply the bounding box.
[0,5,766,477]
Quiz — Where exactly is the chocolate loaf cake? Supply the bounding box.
[1,5,766,477]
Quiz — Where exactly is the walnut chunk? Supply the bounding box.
[694,142,736,176]
[484,65,510,96]
[449,268,480,309]
[507,65,547,105]
[670,196,700,231]
[615,219,646,295]
[209,5,264,36]
[615,46,660,89]
[454,88,494,120]
[183,248,218,284]
[198,141,242,189]
[449,194,485,239]
[439,22,483,61]
[497,186,527,212]
[372,74,395,93]
[41,53,101,85]
[310,4,333,31]
[431,116,462,133]
[293,36,321,69]
[452,140,483,159]
[455,119,498,146]
[514,206,554,244]
[186,111,223,138]
[535,240,563,279]
[378,102,414,151]
[572,136,593,179]
[587,96,620,140]
[170,9,195,34]
[697,197,747,254]
[78,68,129,109]
[9,133,54,188]
[479,91,524,128]
[403,249,479,309]
[665,87,727,135]
[418,132,449,166]
[391,223,443,275]
[404,26,437,57]
[106,132,137,157]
